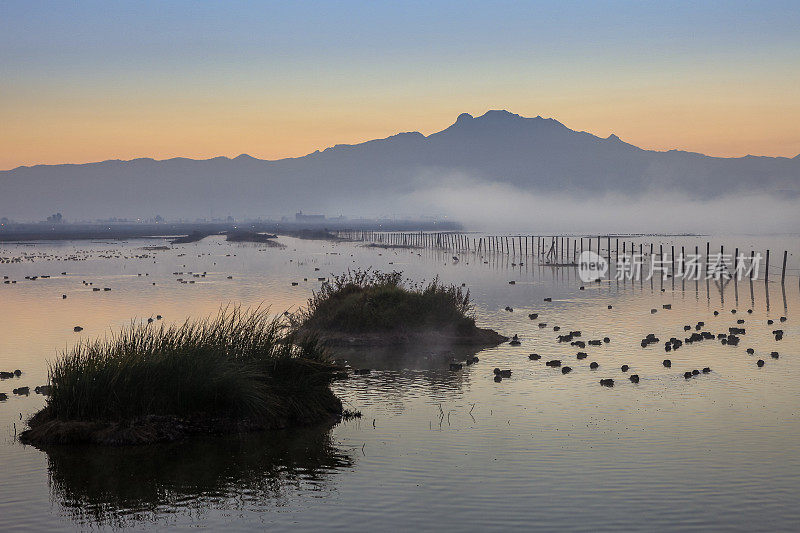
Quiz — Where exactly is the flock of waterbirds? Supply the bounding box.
[445,290,789,387]
[1,243,253,404]
[0,241,793,405]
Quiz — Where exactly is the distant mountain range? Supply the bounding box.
[2,110,799,220]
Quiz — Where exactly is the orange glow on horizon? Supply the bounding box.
[2,94,799,170]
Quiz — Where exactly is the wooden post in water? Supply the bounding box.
[671,244,675,269]
[781,250,787,284]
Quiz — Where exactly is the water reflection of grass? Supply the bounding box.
[45,425,352,527]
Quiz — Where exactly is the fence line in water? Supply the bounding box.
[333,230,798,284]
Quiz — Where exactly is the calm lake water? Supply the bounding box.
[1,234,799,531]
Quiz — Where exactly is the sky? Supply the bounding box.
[2,0,799,170]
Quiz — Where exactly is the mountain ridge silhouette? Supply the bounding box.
[1,110,798,219]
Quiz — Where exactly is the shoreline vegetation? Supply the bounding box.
[171,229,335,245]
[225,231,281,245]
[170,230,214,244]
[0,221,462,242]
[20,308,344,446]
[294,269,507,347]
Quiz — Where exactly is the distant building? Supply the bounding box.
[295,210,325,222]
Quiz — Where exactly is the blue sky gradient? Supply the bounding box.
[2,1,799,168]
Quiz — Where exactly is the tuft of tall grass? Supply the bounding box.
[294,269,475,333]
[44,307,340,424]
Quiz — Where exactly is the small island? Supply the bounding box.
[293,269,507,347]
[20,308,343,446]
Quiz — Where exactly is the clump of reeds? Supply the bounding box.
[294,269,474,333]
[42,307,340,425]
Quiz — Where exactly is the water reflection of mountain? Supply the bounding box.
[43,424,352,527]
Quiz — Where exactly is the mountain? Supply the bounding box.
[1,110,798,220]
